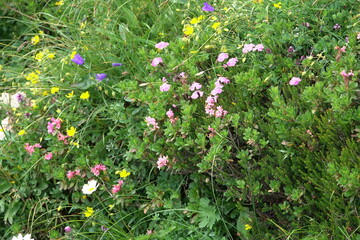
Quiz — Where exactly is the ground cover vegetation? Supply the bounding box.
[0,0,359,239]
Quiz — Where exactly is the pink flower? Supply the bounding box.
[289,77,301,85]
[189,82,202,91]
[145,117,160,130]
[340,46,346,53]
[75,170,81,176]
[33,143,42,148]
[24,143,35,155]
[151,57,163,67]
[47,122,55,134]
[215,106,228,118]
[357,33,360,39]
[48,118,62,135]
[112,180,124,194]
[91,164,107,176]
[57,133,69,144]
[66,171,76,180]
[211,87,223,95]
[160,82,171,92]
[217,53,229,62]
[226,58,238,67]
[214,80,224,88]
[155,42,169,49]
[44,152,53,160]
[253,44,264,51]
[340,70,354,78]
[51,118,62,129]
[191,90,204,99]
[242,44,255,53]
[166,109,174,118]
[218,77,230,84]
[206,96,217,106]
[64,226,72,233]
[157,155,169,169]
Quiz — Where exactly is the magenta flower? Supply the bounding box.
[289,77,301,85]
[66,171,76,180]
[191,90,204,99]
[151,57,163,67]
[96,73,107,81]
[71,54,84,65]
[333,24,341,30]
[64,226,72,233]
[217,53,229,62]
[202,2,214,11]
[112,63,123,67]
[155,41,169,49]
[242,44,255,53]
[44,152,53,160]
[340,70,354,78]
[157,155,169,169]
[226,58,238,67]
[112,180,124,194]
[189,82,202,91]
[91,164,107,176]
[24,143,41,155]
[160,82,171,92]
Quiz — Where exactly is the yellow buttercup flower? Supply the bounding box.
[83,207,94,217]
[42,91,49,96]
[25,72,40,84]
[31,35,40,45]
[18,130,26,136]
[116,169,131,178]
[70,51,77,59]
[245,224,252,230]
[51,87,60,94]
[183,25,194,35]
[80,22,86,29]
[35,51,45,61]
[190,15,204,25]
[47,52,56,59]
[80,91,90,99]
[67,127,76,137]
[274,2,282,8]
[212,22,221,30]
[55,0,64,6]
[66,91,74,98]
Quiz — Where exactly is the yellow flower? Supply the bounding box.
[212,22,221,30]
[18,130,26,136]
[39,30,44,35]
[83,207,94,217]
[190,16,204,25]
[274,2,282,8]
[35,51,46,61]
[31,35,40,45]
[67,127,76,137]
[66,91,74,98]
[42,91,49,96]
[47,52,56,59]
[25,72,40,84]
[51,87,60,94]
[56,109,61,113]
[80,91,90,99]
[80,22,86,29]
[116,169,131,178]
[245,224,252,230]
[55,0,64,6]
[70,51,77,59]
[183,25,194,35]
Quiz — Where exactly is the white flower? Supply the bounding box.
[82,180,99,194]
[11,233,34,240]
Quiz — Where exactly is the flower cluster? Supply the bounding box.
[205,77,230,117]
[47,118,62,135]
[157,155,169,169]
[91,164,107,176]
[24,143,42,155]
[189,82,203,99]
[145,117,160,130]
[242,43,264,53]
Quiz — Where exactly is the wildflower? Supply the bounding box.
[357,32,360,39]
[160,82,171,92]
[31,35,40,45]
[80,22,86,29]
[190,16,204,24]
[64,226,72,233]
[202,2,215,11]
[96,73,107,81]
[274,2,282,8]
[111,180,124,194]
[157,155,169,169]
[75,169,81,176]
[24,143,41,155]
[44,152,53,160]
[190,82,202,91]
[34,51,46,61]
[211,87,223,96]
[166,109,174,118]
[147,230,154,235]
[80,91,90,99]
[145,117,160,130]
[91,164,107,176]
[218,77,230,84]
[289,77,301,85]
[288,46,295,53]
[66,171,75,180]
[58,132,69,144]
[212,22,221,30]
[101,226,109,232]
[67,127,76,137]
[183,25,194,35]
[340,70,354,78]
[151,57,163,67]
[82,180,99,195]
[191,91,204,99]
[217,53,229,62]
[71,54,84,65]
[253,44,264,51]
[11,233,34,240]
[242,44,255,53]
[155,41,169,49]
[333,24,341,30]
[116,169,131,178]
[83,207,95,217]
[51,87,60,94]
[112,63,123,67]
[55,0,64,6]
[66,91,74,98]
[25,72,40,84]
[47,52,56,59]
[226,58,238,67]
[245,224,252,230]
[215,106,228,118]
[18,130,26,136]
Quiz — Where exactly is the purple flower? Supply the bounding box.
[112,63,123,67]
[71,54,84,65]
[288,46,295,53]
[289,77,301,86]
[64,226,72,233]
[202,2,214,11]
[96,73,107,81]
[333,24,341,30]
[101,226,108,232]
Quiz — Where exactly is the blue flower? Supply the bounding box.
[202,2,214,12]
[112,63,123,67]
[96,73,107,81]
[71,54,84,65]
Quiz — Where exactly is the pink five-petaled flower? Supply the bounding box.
[66,171,76,180]
[155,41,169,49]
[340,70,354,78]
[160,82,171,92]
[112,180,124,194]
[242,44,255,53]
[226,58,238,67]
[289,77,301,85]
[217,53,229,62]
[215,106,228,118]
[253,44,264,51]
[166,109,174,118]
[189,82,202,91]
[218,77,230,84]
[91,164,107,176]
[211,87,223,96]
[145,117,160,130]
[202,2,214,11]
[151,57,163,67]
[191,90,204,99]
[157,155,169,169]
[44,152,53,160]
[71,54,84,65]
